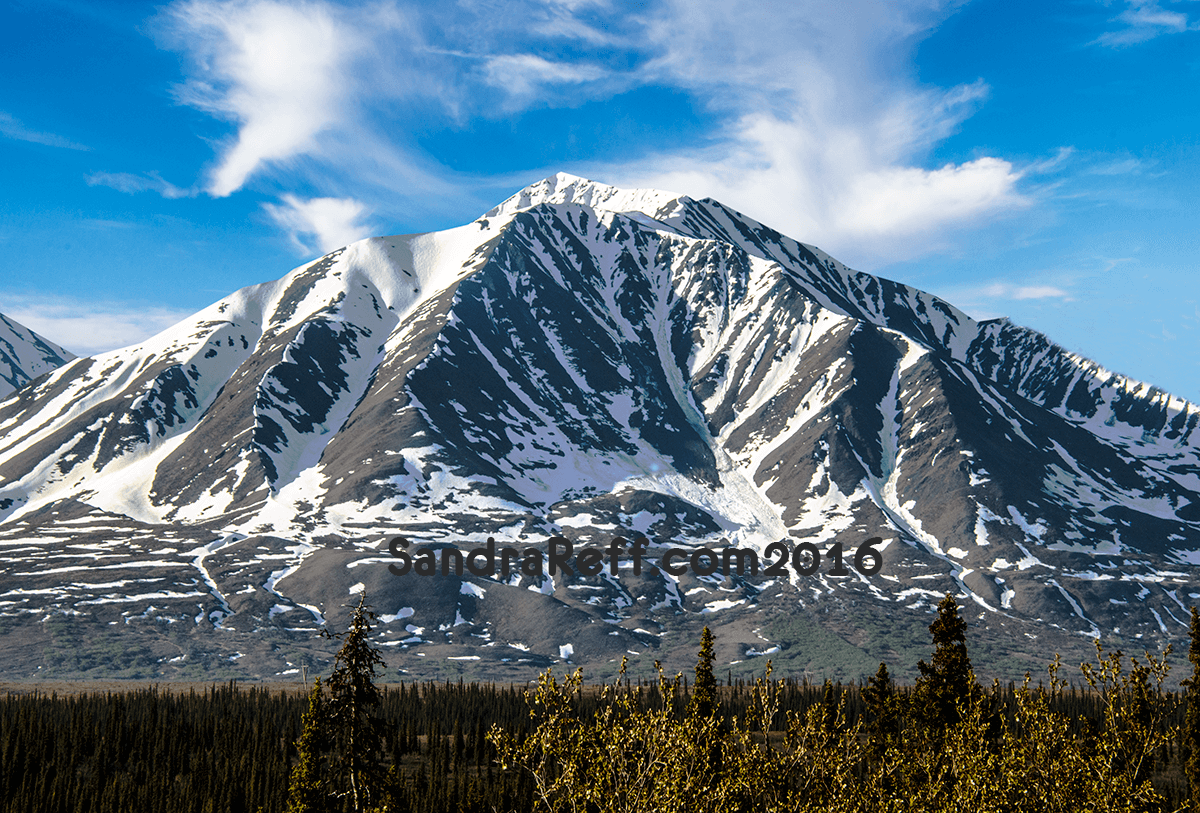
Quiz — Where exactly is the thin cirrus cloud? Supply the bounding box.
[0,111,90,151]
[481,54,609,105]
[86,171,196,199]
[155,0,1030,265]
[981,283,1072,301]
[932,280,1074,323]
[1093,0,1196,47]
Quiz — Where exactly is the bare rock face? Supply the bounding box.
[1,174,1197,684]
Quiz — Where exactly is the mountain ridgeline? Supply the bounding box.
[0,174,1197,682]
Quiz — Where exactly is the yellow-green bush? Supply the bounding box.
[491,602,1183,813]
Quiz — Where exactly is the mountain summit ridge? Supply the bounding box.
[0,175,1196,682]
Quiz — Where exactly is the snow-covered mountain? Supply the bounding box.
[0,312,73,399]
[1,174,1197,683]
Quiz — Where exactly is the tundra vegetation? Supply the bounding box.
[4,594,1200,812]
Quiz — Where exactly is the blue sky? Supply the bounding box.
[1,0,1197,402]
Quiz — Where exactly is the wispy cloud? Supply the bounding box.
[982,283,1072,301]
[595,0,1028,264]
[1087,156,1146,176]
[86,171,196,199]
[933,278,1077,322]
[481,54,608,106]
[156,0,467,235]
[0,111,89,151]
[0,295,195,357]
[1093,0,1197,47]
[263,194,374,255]
[163,0,364,197]
[160,0,432,197]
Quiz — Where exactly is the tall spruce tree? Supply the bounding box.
[687,626,723,792]
[863,662,899,756]
[285,677,326,813]
[1185,606,1200,809]
[913,592,977,727]
[323,592,387,813]
[689,626,719,720]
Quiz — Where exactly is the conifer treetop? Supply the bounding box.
[914,592,978,727]
[690,626,719,720]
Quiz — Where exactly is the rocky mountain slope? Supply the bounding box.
[0,174,1197,683]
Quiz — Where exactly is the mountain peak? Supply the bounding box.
[485,172,691,225]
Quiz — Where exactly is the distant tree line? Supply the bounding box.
[6,592,1200,811]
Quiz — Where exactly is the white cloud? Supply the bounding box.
[0,296,195,357]
[1014,286,1070,301]
[482,55,608,104]
[166,0,349,197]
[158,0,468,233]
[0,111,89,151]
[263,194,374,255]
[86,171,196,199]
[982,283,1072,301]
[163,0,408,197]
[835,158,1024,237]
[930,280,1074,322]
[591,0,1027,264]
[1093,1,1196,47]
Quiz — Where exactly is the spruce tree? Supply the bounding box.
[323,591,387,813]
[689,626,719,720]
[913,592,977,727]
[1185,606,1200,810]
[686,626,723,793]
[284,677,327,813]
[863,662,899,755]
